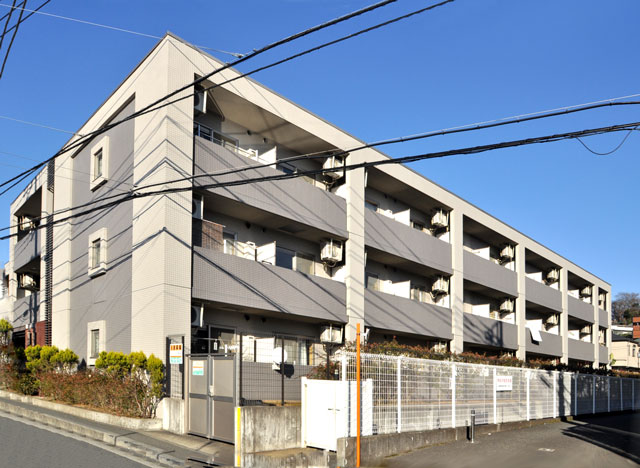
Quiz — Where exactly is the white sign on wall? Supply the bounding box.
[495,375,513,391]
[169,343,183,365]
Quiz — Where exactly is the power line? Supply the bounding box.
[0,0,26,79]
[0,0,399,190]
[0,0,48,39]
[1,119,636,239]
[0,2,242,58]
[0,0,17,54]
[0,114,80,135]
[575,126,639,156]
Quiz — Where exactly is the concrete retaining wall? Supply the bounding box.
[159,397,185,434]
[237,405,302,454]
[337,418,564,467]
[0,389,162,430]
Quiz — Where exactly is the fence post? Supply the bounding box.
[592,375,595,414]
[493,367,497,425]
[607,376,610,413]
[451,363,456,429]
[633,379,635,410]
[574,373,578,415]
[526,371,530,421]
[397,356,402,433]
[620,377,623,411]
[553,372,557,419]
[281,337,285,406]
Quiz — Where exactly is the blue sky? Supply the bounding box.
[0,0,637,296]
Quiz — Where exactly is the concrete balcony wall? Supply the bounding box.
[13,292,40,328]
[463,250,517,296]
[525,277,562,312]
[568,338,594,362]
[192,247,346,323]
[364,289,452,340]
[525,329,562,357]
[599,345,608,364]
[13,230,40,271]
[194,137,347,238]
[364,210,452,274]
[463,313,518,350]
[568,296,595,323]
[598,308,608,327]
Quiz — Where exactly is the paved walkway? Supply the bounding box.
[382,412,640,468]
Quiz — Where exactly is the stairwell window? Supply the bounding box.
[90,329,100,358]
[90,136,110,190]
[88,228,107,277]
[87,320,106,366]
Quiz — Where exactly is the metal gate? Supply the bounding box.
[188,354,236,443]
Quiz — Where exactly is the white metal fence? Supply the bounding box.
[338,352,639,435]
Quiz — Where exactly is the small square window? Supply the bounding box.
[223,232,237,256]
[90,329,100,358]
[90,136,109,191]
[88,228,107,277]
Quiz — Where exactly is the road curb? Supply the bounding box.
[0,398,185,467]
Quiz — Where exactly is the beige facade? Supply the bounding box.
[611,340,640,369]
[5,34,611,369]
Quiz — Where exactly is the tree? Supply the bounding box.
[612,292,640,324]
[0,318,12,347]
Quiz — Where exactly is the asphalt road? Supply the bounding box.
[383,412,640,468]
[0,413,157,468]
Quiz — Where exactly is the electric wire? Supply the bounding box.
[0,0,49,39]
[0,0,26,79]
[0,0,16,53]
[0,2,242,58]
[575,126,639,156]
[0,114,80,135]
[0,0,399,189]
[1,120,636,239]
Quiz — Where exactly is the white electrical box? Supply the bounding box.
[191,303,203,328]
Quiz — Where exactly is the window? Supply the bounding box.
[88,228,107,276]
[366,272,380,291]
[295,253,315,275]
[276,246,295,270]
[93,149,103,181]
[90,136,109,191]
[86,320,105,366]
[90,329,100,358]
[223,231,237,256]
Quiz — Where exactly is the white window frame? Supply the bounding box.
[88,228,108,277]
[86,320,106,366]
[90,135,110,191]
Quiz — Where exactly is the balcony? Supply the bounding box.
[194,136,347,238]
[568,296,594,323]
[525,278,562,312]
[364,210,452,274]
[598,308,608,326]
[13,229,40,271]
[568,338,594,362]
[192,246,346,323]
[13,292,39,328]
[599,345,608,364]
[463,250,517,296]
[525,329,562,357]
[463,313,518,350]
[364,289,452,340]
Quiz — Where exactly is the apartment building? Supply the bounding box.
[5,33,611,370]
[611,335,640,370]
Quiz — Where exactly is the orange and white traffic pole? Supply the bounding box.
[356,323,361,467]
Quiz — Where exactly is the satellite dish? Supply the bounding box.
[272,347,288,364]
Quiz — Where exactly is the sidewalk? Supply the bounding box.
[0,394,235,467]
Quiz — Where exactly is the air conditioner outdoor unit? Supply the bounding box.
[579,286,592,298]
[192,195,203,219]
[431,276,449,295]
[191,303,203,328]
[545,269,560,284]
[194,87,207,114]
[580,325,591,335]
[431,209,449,229]
[19,273,37,290]
[320,239,343,263]
[499,298,515,313]
[322,155,345,180]
[320,325,343,344]
[500,245,515,261]
[544,314,559,326]
[19,215,35,232]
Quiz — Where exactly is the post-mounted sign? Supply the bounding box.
[169,343,183,365]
